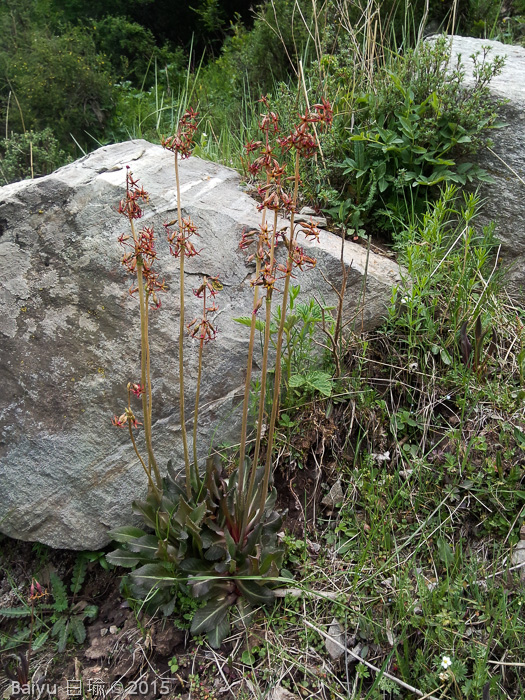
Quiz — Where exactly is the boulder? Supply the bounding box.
[0,140,402,549]
[444,36,525,299]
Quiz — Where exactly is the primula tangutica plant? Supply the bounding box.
[108,100,332,647]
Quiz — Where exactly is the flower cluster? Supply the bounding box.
[29,579,48,602]
[112,407,142,429]
[118,167,149,220]
[161,108,199,159]
[187,276,222,343]
[118,171,167,309]
[241,96,332,302]
[165,217,200,258]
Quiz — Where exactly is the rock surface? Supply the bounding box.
[0,140,402,549]
[443,36,525,298]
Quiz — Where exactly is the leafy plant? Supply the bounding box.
[108,97,333,646]
[0,570,97,657]
[322,36,505,233]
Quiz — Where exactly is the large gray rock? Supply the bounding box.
[0,140,401,549]
[444,36,525,298]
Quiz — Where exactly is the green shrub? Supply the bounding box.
[1,25,113,153]
[319,36,505,233]
[0,128,70,184]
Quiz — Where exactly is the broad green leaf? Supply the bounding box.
[108,525,147,543]
[288,373,306,388]
[190,594,237,635]
[180,558,213,574]
[437,537,454,566]
[236,579,275,606]
[307,371,332,397]
[190,501,207,526]
[131,563,176,587]
[127,534,161,555]
[205,544,227,561]
[105,549,141,568]
[84,605,98,619]
[207,615,231,649]
[440,347,452,366]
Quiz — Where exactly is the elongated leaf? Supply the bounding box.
[179,558,214,574]
[0,607,30,617]
[105,549,141,568]
[127,535,161,555]
[236,579,275,605]
[205,544,227,561]
[69,617,86,644]
[131,500,158,529]
[107,526,147,543]
[189,501,207,526]
[207,615,231,649]
[190,594,237,635]
[57,621,69,653]
[224,528,237,559]
[131,563,176,587]
[32,630,50,651]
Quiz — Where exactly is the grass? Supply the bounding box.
[1,2,525,698]
[3,181,524,697]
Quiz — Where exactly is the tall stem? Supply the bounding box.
[241,209,278,538]
[237,178,270,511]
[255,151,301,526]
[192,339,203,480]
[174,154,192,498]
[131,219,161,492]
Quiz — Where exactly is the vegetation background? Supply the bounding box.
[1,1,525,699]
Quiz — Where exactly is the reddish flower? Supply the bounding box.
[165,217,200,258]
[162,109,199,159]
[118,168,149,221]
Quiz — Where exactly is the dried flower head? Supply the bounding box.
[165,217,200,258]
[162,109,199,159]
[118,168,149,221]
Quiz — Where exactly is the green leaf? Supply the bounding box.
[131,563,176,587]
[69,617,86,644]
[127,535,161,556]
[440,347,452,366]
[233,316,265,332]
[189,501,208,526]
[224,528,237,559]
[207,615,231,649]
[180,558,214,574]
[307,371,332,397]
[514,427,525,449]
[105,548,141,568]
[70,556,88,595]
[437,537,454,566]
[288,374,306,388]
[236,579,275,606]
[0,607,30,617]
[205,544,227,561]
[32,630,50,651]
[190,594,236,636]
[58,622,69,653]
[50,573,68,612]
[108,525,148,543]
[83,605,98,619]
